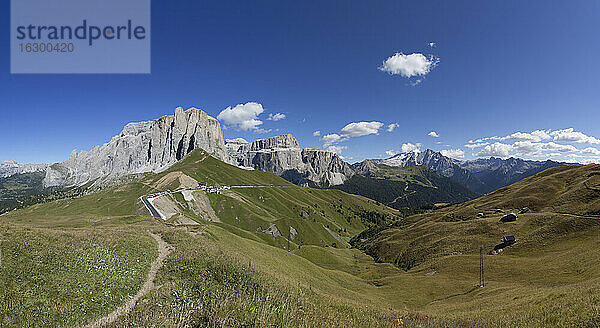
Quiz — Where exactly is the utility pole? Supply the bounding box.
[479,246,484,287]
[288,220,291,251]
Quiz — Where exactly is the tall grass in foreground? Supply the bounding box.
[0,225,156,327]
[106,229,411,327]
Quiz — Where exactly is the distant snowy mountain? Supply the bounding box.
[0,160,48,178]
[376,149,570,194]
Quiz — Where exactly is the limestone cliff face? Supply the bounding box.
[227,135,353,187]
[250,134,299,150]
[44,107,230,187]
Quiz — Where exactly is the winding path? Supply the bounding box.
[83,232,172,328]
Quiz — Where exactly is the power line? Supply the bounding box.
[479,246,485,287]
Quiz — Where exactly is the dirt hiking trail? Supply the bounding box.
[83,232,172,328]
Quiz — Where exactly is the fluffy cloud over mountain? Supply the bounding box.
[320,121,384,148]
[440,149,465,159]
[401,142,421,153]
[340,121,384,137]
[326,145,347,155]
[550,128,600,144]
[322,133,345,146]
[461,128,600,162]
[217,102,265,131]
[475,142,513,158]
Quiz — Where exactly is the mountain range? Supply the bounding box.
[377,149,569,194]
[1,107,572,206]
[0,161,47,178]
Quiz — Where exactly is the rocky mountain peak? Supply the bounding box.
[44,107,230,187]
[351,159,379,175]
[228,134,352,187]
[250,134,300,151]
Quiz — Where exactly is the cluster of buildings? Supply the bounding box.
[189,184,231,194]
[145,183,231,198]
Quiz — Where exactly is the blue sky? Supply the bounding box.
[2,0,600,164]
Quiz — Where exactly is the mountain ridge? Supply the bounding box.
[376,149,571,194]
[6,107,576,198]
[0,161,48,178]
[41,108,353,189]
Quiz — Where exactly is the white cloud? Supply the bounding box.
[581,147,600,155]
[475,142,513,158]
[469,136,503,143]
[428,131,440,138]
[386,123,399,132]
[326,145,347,155]
[506,130,551,142]
[386,150,399,157]
[401,142,421,153]
[512,141,544,156]
[472,139,579,159]
[464,142,489,149]
[428,42,436,47]
[320,121,383,149]
[550,128,600,144]
[466,128,600,161]
[470,130,551,144]
[217,102,264,131]
[267,113,286,121]
[379,52,439,78]
[543,142,577,153]
[322,133,346,146]
[440,149,465,159]
[340,121,384,137]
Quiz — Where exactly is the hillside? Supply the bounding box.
[350,164,600,325]
[331,161,479,209]
[352,164,600,266]
[6,149,400,248]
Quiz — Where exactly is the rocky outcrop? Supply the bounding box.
[227,135,353,187]
[44,107,230,187]
[250,134,299,150]
[0,161,48,178]
[351,159,379,175]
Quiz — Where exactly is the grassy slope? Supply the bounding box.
[147,150,401,248]
[354,164,600,326]
[0,150,411,327]
[0,219,157,327]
